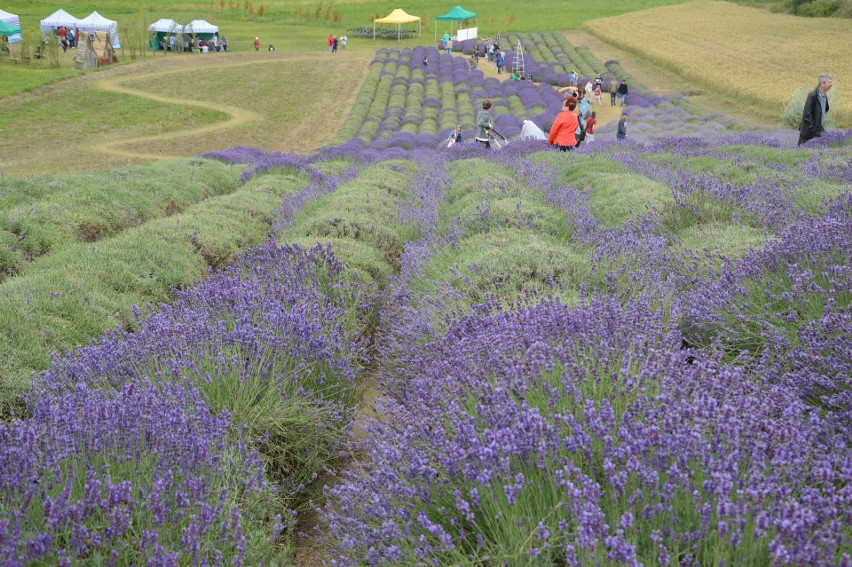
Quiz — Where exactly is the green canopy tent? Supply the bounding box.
[435,5,477,43]
[0,20,21,36]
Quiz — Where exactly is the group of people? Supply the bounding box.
[52,26,77,52]
[548,79,629,150]
[566,70,629,106]
[327,34,347,53]
[166,34,228,53]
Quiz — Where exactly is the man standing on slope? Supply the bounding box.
[798,73,832,146]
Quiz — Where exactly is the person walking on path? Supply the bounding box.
[585,111,597,143]
[340,35,347,49]
[475,99,494,149]
[328,34,334,53]
[617,111,629,140]
[332,36,338,53]
[495,52,504,74]
[254,37,260,51]
[548,97,579,152]
[798,73,833,146]
[609,77,619,106]
[594,84,602,105]
[445,38,453,55]
[618,80,629,106]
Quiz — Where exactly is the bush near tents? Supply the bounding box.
[347,27,416,39]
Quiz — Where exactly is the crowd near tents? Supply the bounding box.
[148,18,220,50]
[38,8,120,48]
[0,8,22,43]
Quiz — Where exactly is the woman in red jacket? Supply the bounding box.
[548,97,579,152]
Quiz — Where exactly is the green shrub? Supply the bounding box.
[781,85,838,128]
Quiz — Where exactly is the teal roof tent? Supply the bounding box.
[434,5,477,43]
[436,5,477,20]
[0,20,20,36]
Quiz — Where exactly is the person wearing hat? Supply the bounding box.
[617,111,629,140]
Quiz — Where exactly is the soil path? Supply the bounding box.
[464,51,623,127]
[91,75,260,162]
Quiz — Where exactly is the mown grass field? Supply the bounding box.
[0,52,372,175]
[586,0,852,125]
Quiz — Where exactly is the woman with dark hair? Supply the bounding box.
[548,97,579,152]
[475,99,493,149]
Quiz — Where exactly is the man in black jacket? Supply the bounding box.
[799,74,833,146]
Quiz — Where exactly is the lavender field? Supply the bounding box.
[1,33,851,567]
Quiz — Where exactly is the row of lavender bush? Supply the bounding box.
[319,132,852,565]
[0,146,391,564]
[333,33,751,151]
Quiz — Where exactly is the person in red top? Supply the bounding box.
[585,111,597,143]
[254,37,261,51]
[548,97,579,152]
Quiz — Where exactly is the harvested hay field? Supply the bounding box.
[585,0,852,125]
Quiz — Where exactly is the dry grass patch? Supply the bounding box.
[585,0,852,125]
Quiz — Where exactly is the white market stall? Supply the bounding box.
[39,8,80,33]
[77,11,120,48]
[0,8,23,43]
[183,19,218,39]
[148,18,183,50]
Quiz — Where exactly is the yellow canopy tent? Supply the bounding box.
[373,8,421,41]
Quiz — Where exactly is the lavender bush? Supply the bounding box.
[323,296,851,565]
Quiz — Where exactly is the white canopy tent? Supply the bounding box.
[1,8,23,43]
[148,18,182,33]
[77,11,120,48]
[183,19,218,35]
[40,8,80,32]
[148,18,183,51]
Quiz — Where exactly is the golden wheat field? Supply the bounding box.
[586,0,852,124]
